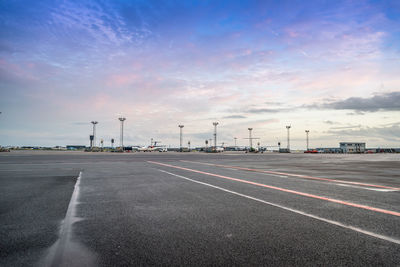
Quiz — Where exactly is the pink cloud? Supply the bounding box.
[286,29,300,38]
[0,59,39,82]
[106,73,138,87]
[255,18,272,29]
[209,92,242,104]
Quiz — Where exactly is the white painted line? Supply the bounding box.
[150,161,400,217]
[259,172,398,192]
[336,183,399,192]
[258,172,288,178]
[224,167,239,171]
[0,162,104,165]
[158,169,400,245]
[259,172,396,192]
[181,160,400,191]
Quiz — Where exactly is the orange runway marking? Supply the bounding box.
[148,161,400,217]
[180,160,400,191]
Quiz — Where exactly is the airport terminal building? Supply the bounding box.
[340,142,366,153]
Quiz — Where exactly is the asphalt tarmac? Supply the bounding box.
[1,151,399,266]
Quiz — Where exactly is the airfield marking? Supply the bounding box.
[255,172,399,192]
[158,169,400,245]
[148,161,400,217]
[335,183,399,192]
[180,160,400,191]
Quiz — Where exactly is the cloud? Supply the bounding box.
[0,42,18,54]
[245,108,294,113]
[1,1,400,147]
[327,124,400,142]
[223,115,247,119]
[264,101,283,106]
[71,122,90,126]
[312,92,400,112]
[50,1,152,47]
[346,111,365,116]
[380,121,400,127]
[330,125,362,130]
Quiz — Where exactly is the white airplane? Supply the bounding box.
[215,147,224,152]
[136,146,150,152]
[136,141,167,152]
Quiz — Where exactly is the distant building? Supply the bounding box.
[367,148,400,153]
[340,142,366,153]
[66,145,86,150]
[316,147,342,153]
[224,146,246,151]
[279,148,290,153]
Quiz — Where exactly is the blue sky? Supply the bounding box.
[0,0,399,148]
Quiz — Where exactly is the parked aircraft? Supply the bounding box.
[136,141,167,152]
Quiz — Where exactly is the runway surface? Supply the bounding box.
[1,151,399,266]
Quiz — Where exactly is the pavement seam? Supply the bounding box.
[42,171,96,267]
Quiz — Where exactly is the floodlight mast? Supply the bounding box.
[305,130,310,151]
[244,128,260,152]
[213,122,219,150]
[286,125,291,151]
[178,125,184,152]
[119,117,126,150]
[248,128,253,149]
[91,121,98,149]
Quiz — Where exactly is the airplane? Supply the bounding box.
[136,141,167,152]
[215,147,224,152]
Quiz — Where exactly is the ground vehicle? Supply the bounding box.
[304,150,318,153]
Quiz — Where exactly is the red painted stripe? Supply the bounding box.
[148,161,400,217]
[181,160,400,191]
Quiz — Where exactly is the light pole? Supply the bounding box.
[248,128,253,150]
[234,137,237,149]
[188,141,191,151]
[178,125,184,152]
[305,130,310,151]
[91,121,98,148]
[286,125,291,151]
[119,117,126,150]
[213,122,219,150]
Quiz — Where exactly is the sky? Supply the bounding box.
[0,0,399,149]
